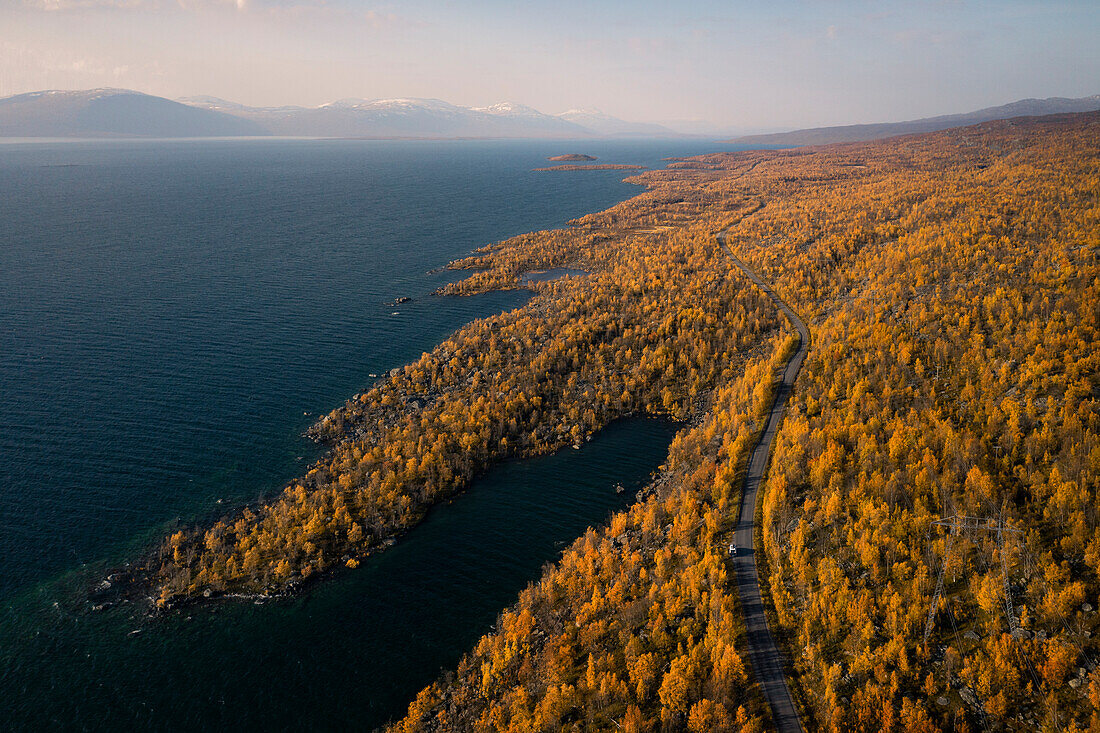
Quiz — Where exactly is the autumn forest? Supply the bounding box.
[142,111,1099,731]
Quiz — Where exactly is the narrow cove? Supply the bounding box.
[1,416,677,731]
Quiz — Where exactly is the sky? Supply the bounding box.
[1,0,1098,132]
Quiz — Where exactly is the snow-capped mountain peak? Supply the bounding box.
[324,97,463,113]
[473,102,546,117]
[558,108,606,118]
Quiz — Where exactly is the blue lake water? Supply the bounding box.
[0,137,735,729]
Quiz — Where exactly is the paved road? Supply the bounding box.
[718,232,808,733]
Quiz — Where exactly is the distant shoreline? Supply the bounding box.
[533,163,647,172]
[0,135,686,145]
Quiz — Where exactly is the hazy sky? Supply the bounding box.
[2,0,1098,131]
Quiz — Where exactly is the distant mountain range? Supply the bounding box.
[728,95,1100,147]
[0,88,677,139]
[6,88,1099,142]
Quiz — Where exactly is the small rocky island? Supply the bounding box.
[547,153,597,161]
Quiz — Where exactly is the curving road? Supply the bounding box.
[718,232,808,733]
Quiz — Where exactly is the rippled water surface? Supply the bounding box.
[0,137,732,729]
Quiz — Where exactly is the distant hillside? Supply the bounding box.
[557,109,676,137]
[728,94,1100,147]
[0,89,267,138]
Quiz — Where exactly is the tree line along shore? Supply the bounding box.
[138,111,1098,731]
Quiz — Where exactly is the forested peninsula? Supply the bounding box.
[141,111,1098,731]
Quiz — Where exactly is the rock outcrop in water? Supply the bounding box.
[547,154,597,161]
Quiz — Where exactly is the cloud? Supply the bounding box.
[0,39,141,86]
[19,0,321,11]
[259,3,404,26]
[20,0,407,24]
[21,0,148,9]
[172,0,252,9]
